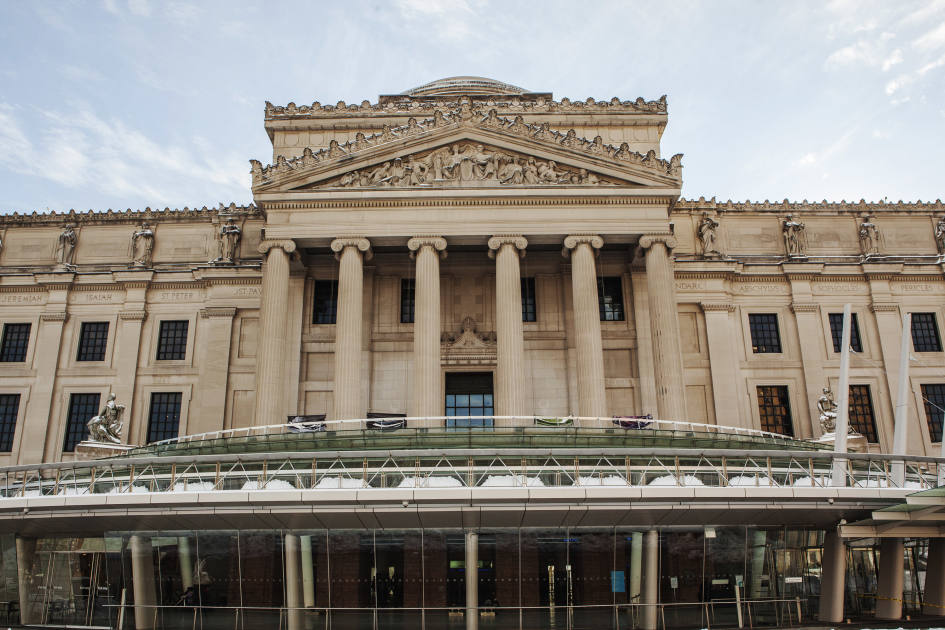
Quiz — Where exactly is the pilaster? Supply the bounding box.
[701,302,743,427]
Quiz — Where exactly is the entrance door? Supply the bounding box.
[445,372,494,428]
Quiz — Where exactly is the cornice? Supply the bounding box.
[675,271,733,280]
[870,303,900,313]
[70,284,122,292]
[675,197,944,214]
[149,281,207,290]
[200,307,238,319]
[0,204,261,227]
[39,311,68,322]
[0,285,45,293]
[258,195,678,210]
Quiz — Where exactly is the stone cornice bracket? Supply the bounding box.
[119,310,147,321]
[330,237,373,262]
[39,311,68,322]
[701,303,736,313]
[561,234,604,259]
[870,302,899,313]
[638,234,678,251]
[487,235,528,260]
[257,239,297,256]
[200,307,238,319]
[790,302,820,313]
[407,236,447,260]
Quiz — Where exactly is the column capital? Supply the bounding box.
[702,302,736,313]
[257,239,297,255]
[638,233,678,250]
[561,233,603,258]
[330,237,373,261]
[487,234,527,259]
[407,235,447,259]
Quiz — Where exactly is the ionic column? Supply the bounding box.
[488,235,528,419]
[330,237,372,420]
[562,234,607,418]
[255,240,297,425]
[407,236,447,418]
[876,538,904,619]
[642,530,659,630]
[129,535,157,630]
[639,235,686,421]
[465,530,479,630]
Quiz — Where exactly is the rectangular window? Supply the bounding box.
[400,278,415,324]
[0,323,31,362]
[156,320,189,360]
[911,313,942,352]
[922,384,945,442]
[597,277,625,321]
[64,393,100,452]
[828,313,863,353]
[147,392,182,443]
[848,385,879,443]
[76,321,109,362]
[445,372,494,429]
[313,280,338,325]
[521,277,537,322]
[0,394,20,452]
[756,385,793,437]
[749,314,782,353]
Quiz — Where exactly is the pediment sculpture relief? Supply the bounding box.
[442,316,496,349]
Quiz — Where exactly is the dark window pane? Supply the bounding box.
[521,277,537,322]
[597,276,625,321]
[756,385,793,436]
[749,314,782,353]
[147,392,182,443]
[313,280,338,324]
[828,313,862,353]
[156,320,189,360]
[77,321,109,362]
[922,384,945,442]
[0,323,31,362]
[400,278,415,323]
[911,313,942,352]
[0,394,20,451]
[849,385,878,443]
[445,372,494,428]
[64,393,100,452]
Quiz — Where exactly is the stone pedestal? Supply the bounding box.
[74,441,137,460]
[814,431,868,453]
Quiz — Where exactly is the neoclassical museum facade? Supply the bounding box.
[0,77,942,629]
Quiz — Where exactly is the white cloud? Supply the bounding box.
[127,0,152,17]
[794,128,858,168]
[915,20,945,50]
[882,48,903,71]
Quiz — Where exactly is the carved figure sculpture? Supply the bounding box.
[782,215,806,257]
[130,222,154,267]
[936,216,945,255]
[56,223,77,268]
[859,215,882,256]
[698,213,721,257]
[87,393,126,444]
[212,218,242,264]
[817,387,838,433]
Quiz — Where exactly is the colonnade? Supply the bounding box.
[254,233,686,423]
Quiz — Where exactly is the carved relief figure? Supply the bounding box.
[87,393,126,444]
[130,222,155,267]
[56,223,78,268]
[817,387,838,433]
[858,215,882,256]
[698,213,721,257]
[782,215,806,257]
[212,218,242,264]
[936,216,945,255]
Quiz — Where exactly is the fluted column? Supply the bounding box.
[488,235,528,420]
[639,235,686,421]
[255,240,296,425]
[330,237,372,420]
[407,236,447,417]
[562,234,607,418]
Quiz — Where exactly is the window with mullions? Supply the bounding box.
[911,313,942,352]
[76,321,109,362]
[828,313,862,353]
[0,323,31,362]
[400,278,415,324]
[0,394,20,452]
[756,385,794,437]
[63,393,100,452]
[749,314,782,353]
[922,384,945,442]
[848,385,878,443]
[521,277,536,322]
[147,392,182,443]
[156,320,189,360]
[313,280,339,324]
[597,276,625,321]
[445,372,494,428]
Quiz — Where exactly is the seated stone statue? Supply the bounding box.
[87,393,126,444]
[817,387,838,433]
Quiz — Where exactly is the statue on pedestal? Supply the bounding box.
[858,215,882,256]
[130,223,154,267]
[934,216,945,255]
[210,218,242,264]
[698,212,722,257]
[56,223,77,269]
[87,393,125,444]
[817,387,838,433]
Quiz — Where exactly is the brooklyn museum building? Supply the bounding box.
[0,77,943,630]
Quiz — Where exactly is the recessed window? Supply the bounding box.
[400,278,415,324]
[521,277,537,322]
[64,393,100,452]
[922,384,945,442]
[828,313,862,353]
[0,394,20,452]
[0,323,31,363]
[597,277,625,321]
[849,385,878,443]
[911,313,942,352]
[156,320,189,361]
[749,314,782,353]
[313,280,339,325]
[445,372,494,429]
[756,385,793,437]
[147,392,182,443]
[76,322,109,362]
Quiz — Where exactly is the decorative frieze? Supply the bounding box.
[790,303,819,313]
[200,307,238,319]
[701,303,736,312]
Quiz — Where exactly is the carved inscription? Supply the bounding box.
[235,286,261,297]
[897,282,942,294]
[813,282,867,295]
[735,283,789,295]
[0,294,44,304]
[675,281,703,291]
[75,292,117,304]
[156,291,196,302]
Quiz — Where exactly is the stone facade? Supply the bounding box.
[0,77,943,464]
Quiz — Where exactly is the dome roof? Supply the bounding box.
[401,76,530,97]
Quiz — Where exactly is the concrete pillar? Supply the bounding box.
[748,530,767,599]
[876,538,904,620]
[818,530,846,623]
[178,537,193,591]
[562,234,607,418]
[924,538,945,616]
[629,531,643,603]
[300,535,315,609]
[129,535,157,630]
[465,530,478,630]
[192,307,235,435]
[642,530,659,630]
[488,235,528,420]
[703,303,744,428]
[254,240,296,426]
[330,238,372,420]
[15,536,36,625]
[407,236,447,418]
[285,533,303,630]
[639,235,686,421]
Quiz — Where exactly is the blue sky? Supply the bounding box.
[0,0,943,213]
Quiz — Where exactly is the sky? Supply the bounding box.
[0,0,943,213]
